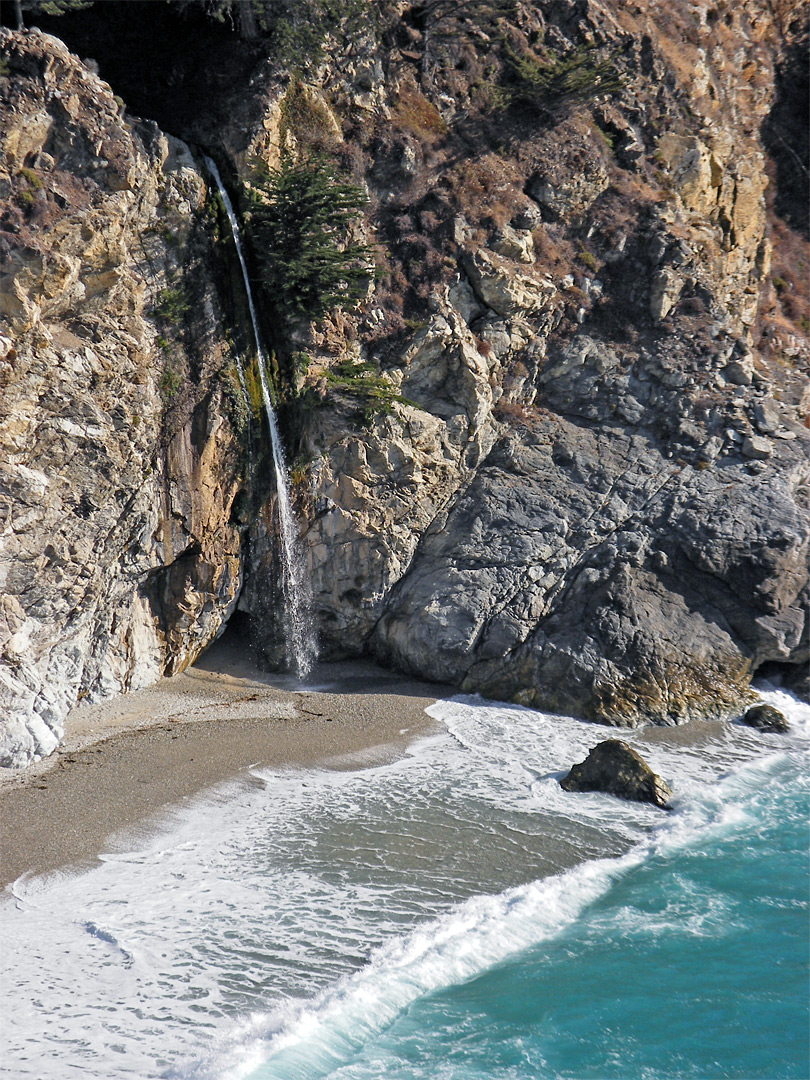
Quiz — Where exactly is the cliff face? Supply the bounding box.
[0,30,245,765]
[1,0,808,765]
[239,0,809,725]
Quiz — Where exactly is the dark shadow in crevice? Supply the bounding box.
[753,658,810,703]
[761,19,809,238]
[0,0,265,140]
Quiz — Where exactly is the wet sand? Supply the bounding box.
[0,641,449,889]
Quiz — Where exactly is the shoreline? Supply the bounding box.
[1,634,793,893]
[0,642,449,889]
[1,670,804,1080]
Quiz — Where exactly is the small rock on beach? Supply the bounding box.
[560,739,673,809]
[741,704,790,733]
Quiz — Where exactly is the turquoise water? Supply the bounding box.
[323,754,809,1080]
[1,686,808,1080]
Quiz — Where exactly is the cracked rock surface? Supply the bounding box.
[0,30,244,766]
[2,0,809,764]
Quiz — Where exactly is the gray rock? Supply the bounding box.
[526,162,609,222]
[742,434,772,459]
[724,356,755,385]
[741,704,790,733]
[447,277,483,325]
[616,396,645,424]
[365,413,809,727]
[697,435,723,462]
[753,399,780,435]
[560,740,673,808]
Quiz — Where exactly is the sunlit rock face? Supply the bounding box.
[267,0,809,724]
[0,30,244,765]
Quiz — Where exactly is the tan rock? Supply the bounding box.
[649,268,683,321]
[491,226,535,264]
[463,250,556,317]
[0,32,244,766]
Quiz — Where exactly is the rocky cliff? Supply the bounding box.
[0,29,246,765]
[1,0,808,766]
[246,0,810,724]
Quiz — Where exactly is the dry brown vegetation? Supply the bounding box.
[312,0,809,392]
[390,85,448,142]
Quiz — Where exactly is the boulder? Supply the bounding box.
[462,250,556,317]
[649,268,683,321]
[560,740,673,808]
[742,434,772,460]
[491,225,535,264]
[741,704,790,733]
[724,356,755,386]
[753,399,780,435]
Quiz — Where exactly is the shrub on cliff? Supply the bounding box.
[246,153,375,323]
[496,43,625,114]
[11,0,92,29]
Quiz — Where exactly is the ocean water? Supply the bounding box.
[1,685,807,1080]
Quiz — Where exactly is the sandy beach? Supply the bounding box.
[0,630,770,892]
[0,639,448,889]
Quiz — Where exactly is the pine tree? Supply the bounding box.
[248,154,374,322]
[13,0,93,29]
[499,43,626,113]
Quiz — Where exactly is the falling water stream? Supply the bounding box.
[205,156,317,679]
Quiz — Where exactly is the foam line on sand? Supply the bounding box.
[0,641,446,888]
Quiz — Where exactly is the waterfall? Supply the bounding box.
[205,156,317,679]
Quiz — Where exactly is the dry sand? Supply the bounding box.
[1,637,743,891]
[0,640,450,889]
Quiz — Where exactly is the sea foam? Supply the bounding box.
[2,686,806,1080]
[178,687,810,1080]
